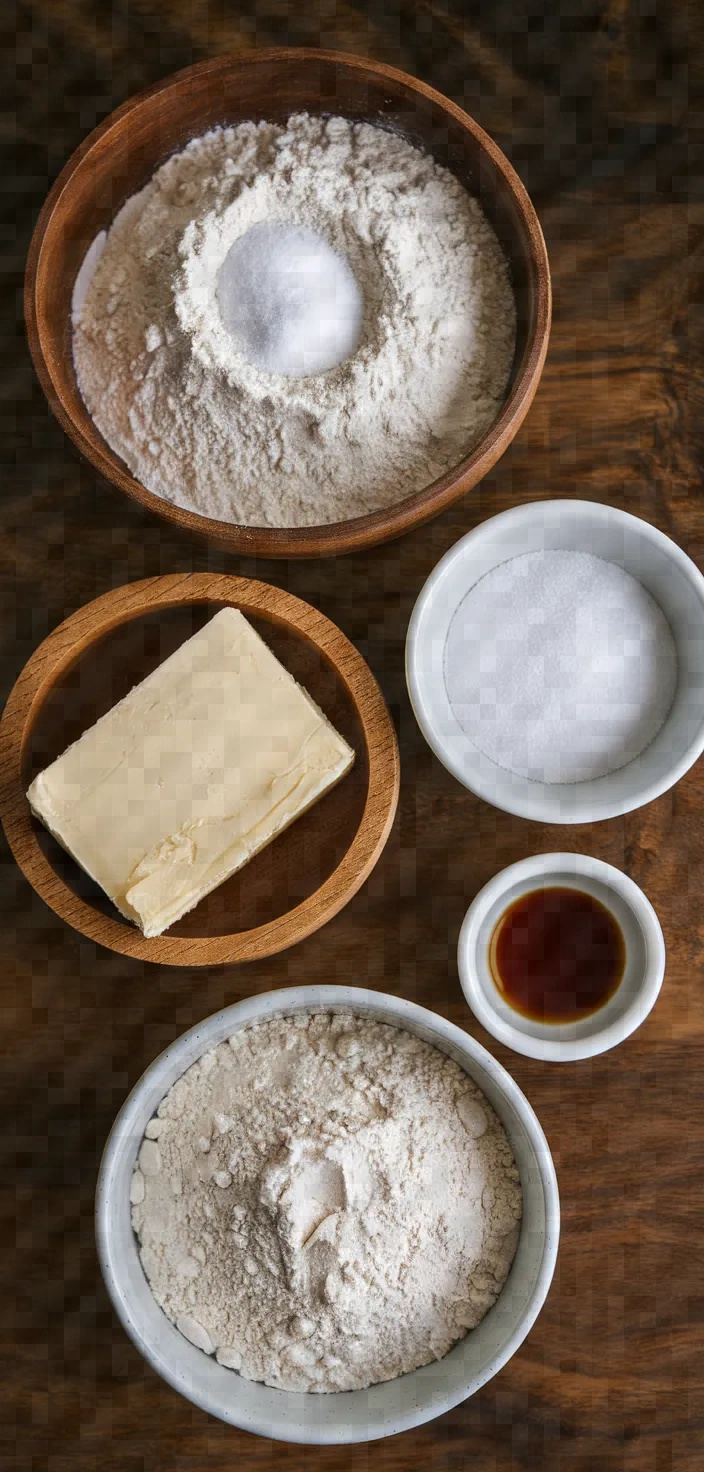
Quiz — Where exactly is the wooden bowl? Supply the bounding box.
[0,574,400,965]
[25,49,551,560]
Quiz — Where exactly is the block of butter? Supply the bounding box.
[27,608,355,938]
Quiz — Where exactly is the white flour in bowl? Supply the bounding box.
[72,114,515,528]
[130,1011,523,1393]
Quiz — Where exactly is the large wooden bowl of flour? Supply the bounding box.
[25,50,551,559]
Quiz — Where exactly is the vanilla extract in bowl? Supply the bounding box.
[489,887,625,1024]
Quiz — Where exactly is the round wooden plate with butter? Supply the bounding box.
[0,574,399,965]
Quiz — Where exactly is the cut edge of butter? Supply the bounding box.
[27,607,356,938]
[125,747,354,937]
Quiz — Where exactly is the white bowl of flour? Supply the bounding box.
[96,986,558,1444]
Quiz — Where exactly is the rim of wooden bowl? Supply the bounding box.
[24,48,551,560]
[0,573,400,965]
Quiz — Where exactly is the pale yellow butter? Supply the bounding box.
[27,608,355,937]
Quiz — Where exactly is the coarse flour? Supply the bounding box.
[73,115,516,527]
[131,1012,523,1392]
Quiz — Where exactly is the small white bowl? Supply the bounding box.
[458,853,665,1062]
[406,500,704,823]
[96,985,559,1445]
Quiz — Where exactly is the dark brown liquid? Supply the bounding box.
[490,887,625,1023]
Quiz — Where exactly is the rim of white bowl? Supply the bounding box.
[95,985,560,1444]
[406,499,704,823]
[457,854,666,1061]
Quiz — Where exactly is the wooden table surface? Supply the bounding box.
[2,3,703,1470]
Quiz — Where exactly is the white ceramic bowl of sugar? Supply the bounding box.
[406,500,704,823]
[96,985,559,1445]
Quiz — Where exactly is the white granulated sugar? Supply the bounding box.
[217,221,364,377]
[131,1011,522,1393]
[444,549,678,784]
[72,114,515,528]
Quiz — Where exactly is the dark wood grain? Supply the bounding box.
[2,3,704,1471]
[24,48,550,559]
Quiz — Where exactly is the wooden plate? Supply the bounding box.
[24,48,551,559]
[0,574,399,965]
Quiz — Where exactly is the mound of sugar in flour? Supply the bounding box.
[73,115,515,528]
